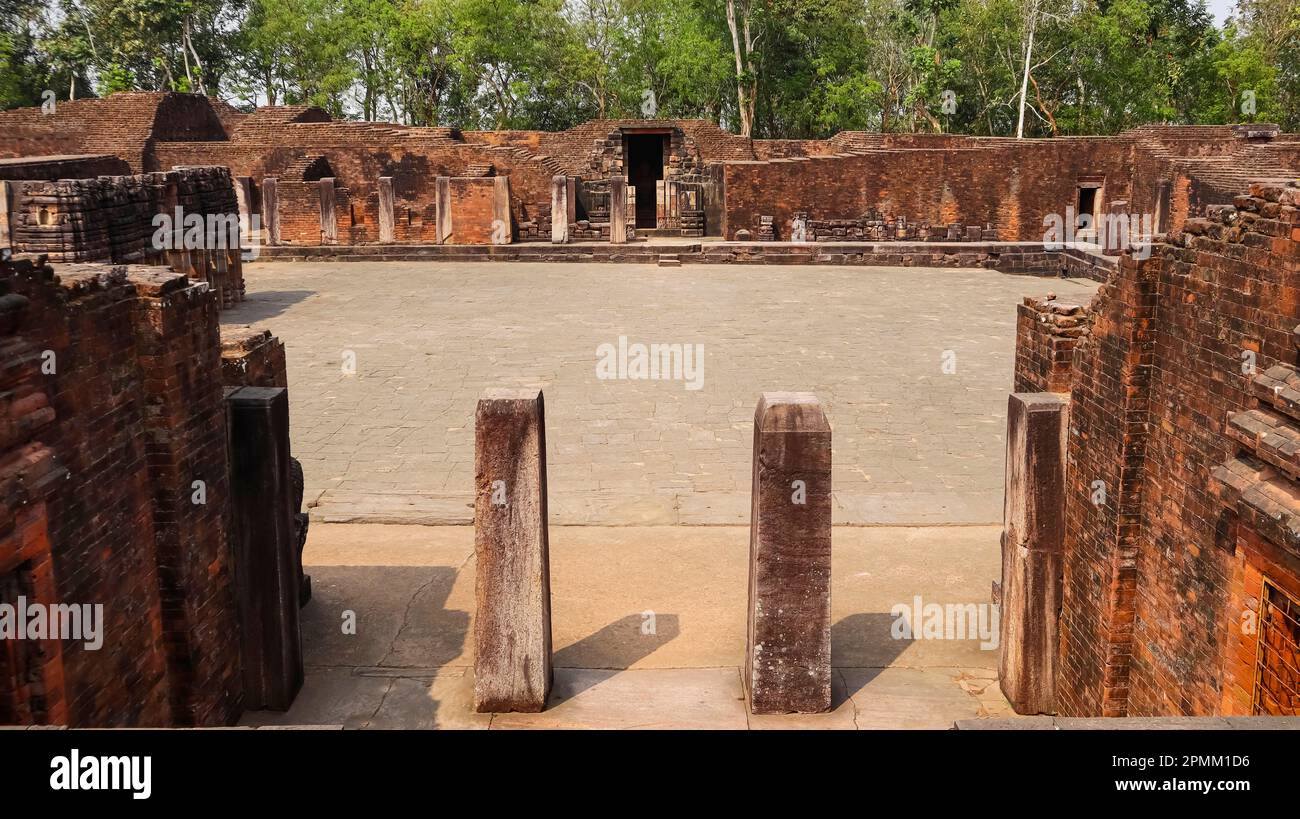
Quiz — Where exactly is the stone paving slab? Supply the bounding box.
[241,523,1016,728]
[224,262,1097,526]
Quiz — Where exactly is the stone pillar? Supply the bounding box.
[435,176,451,245]
[550,175,568,244]
[0,180,12,252]
[491,176,512,245]
[377,176,395,243]
[227,386,303,711]
[319,178,337,244]
[565,177,576,225]
[609,177,627,244]
[233,176,253,238]
[746,392,833,714]
[261,177,280,246]
[473,388,552,713]
[1102,199,1129,256]
[999,392,1068,715]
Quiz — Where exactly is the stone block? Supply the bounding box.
[377,176,395,243]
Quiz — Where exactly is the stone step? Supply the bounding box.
[657,255,681,267]
[1226,407,1300,480]
[1252,362,1300,421]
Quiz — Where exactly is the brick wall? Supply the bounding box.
[1013,296,1092,394]
[1,255,246,726]
[1040,179,1300,717]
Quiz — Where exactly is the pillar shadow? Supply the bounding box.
[220,289,315,323]
[831,612,915,707]
[551,613,682,698]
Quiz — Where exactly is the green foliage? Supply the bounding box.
[3,0,1296,136]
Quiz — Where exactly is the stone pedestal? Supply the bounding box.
[999,392,1068,715]
[473,389,552,712]
[551,175,568,244]
[261,177,280,246]
[226,386,302,711]
[377,176,395,243]
[609,177,627,244]
[746,392,833,714]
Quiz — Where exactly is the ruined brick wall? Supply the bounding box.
[1049,179,1300,717]
[1013,296,1092,394]
[221,327,287,388]
[721,139,1133,241]
[0,155,131,181]
[1,256,244,726]
[5,167,245,309]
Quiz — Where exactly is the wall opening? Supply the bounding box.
[0,566,43,725]
[1254,577,1300,715]
[626,133,666,229]
[1075,185,1099,239]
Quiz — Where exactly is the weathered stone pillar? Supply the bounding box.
[491,176,511,245]
[1101,199,1129,256]
[233,176,253,237]
[999,392,1068,715]
[227,386,303,711]
[609,177,627,244]
[319,177,337,244]
[565,177,576,225]
[0,180,12,252]
[435,176,451,245]
[377,176,395,243]
[746,392,833,714]
[261,177,280,246]
[473,388,552,713]
[550,175,568,244]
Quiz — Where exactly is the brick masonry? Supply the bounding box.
[1,252,294,727]
[1015,178,1300,717]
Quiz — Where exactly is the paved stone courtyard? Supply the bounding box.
[223,261,1097,526]
[242,523,1015,729]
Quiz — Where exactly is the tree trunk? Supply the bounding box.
[1015,2,1037,139]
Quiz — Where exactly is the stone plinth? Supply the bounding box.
[473,388,552,712]
[745,391,832,714]
[999,392,1067,714]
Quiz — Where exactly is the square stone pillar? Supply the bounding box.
[999,392,1068,714]
[491,176,512,245]
[233,176,253,237]
[746,392,833,714]
[377,176,395,243]
[473,389,552,712]
[565,177,576,225]
[609,177,627,244]
[319,177,337,244]
[227,386,303,711]
[261,177,280,246]
[0,180,13,252]
[435,176,451,245]
[550,175,568,244]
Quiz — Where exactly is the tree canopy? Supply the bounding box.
[2,0,1296,135]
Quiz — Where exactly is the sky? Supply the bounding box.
[1204,0,1238,25]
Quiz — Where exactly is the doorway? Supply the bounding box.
[625,133,666,229]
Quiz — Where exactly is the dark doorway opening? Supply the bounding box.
[1075,185,1099,236]
[626,133,666,229]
